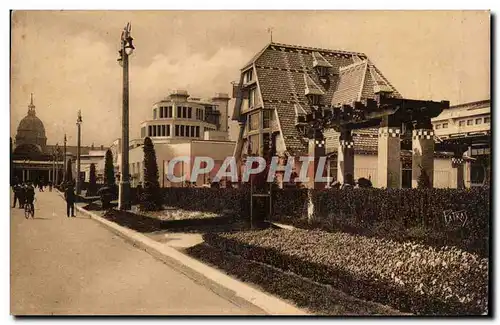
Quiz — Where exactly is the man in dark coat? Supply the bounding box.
[12,184,20,208]
[18,184,26,209]
[64,184,76,217]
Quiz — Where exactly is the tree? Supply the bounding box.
[104,149,115,186]
[140,137,162,211]
[357,177,373,188]
[66,158,73,184]
[417,165,431,189]
[88,163,97,196]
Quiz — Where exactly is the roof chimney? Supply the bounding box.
[100,145,104,150]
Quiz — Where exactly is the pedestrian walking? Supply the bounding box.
[18,183,26,209]
[48,181,53,192]
[12,184,20,208]
[64,184,76,217]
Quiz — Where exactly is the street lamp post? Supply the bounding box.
[55,144,60,185]
[76,110,83,195]
[63,134,67,183]
[117,22,135,210]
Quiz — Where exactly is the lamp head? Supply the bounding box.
[124,36,135,56]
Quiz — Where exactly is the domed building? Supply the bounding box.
[14,94,47,156]
[11,94,108,185]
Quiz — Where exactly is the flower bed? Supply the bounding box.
[203,229,488,315]
[186,243,404,315]
[99,208,249,234]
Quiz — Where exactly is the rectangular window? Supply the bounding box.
[249,112,259,131]
[161,125,166,136]
[459,120,466,127]
[160,107,164,118]
[177,106,182,118]
[186,125,190,137]
[191,126,195,137]
[168,106,172,118]
[244,69,253,83]
[141,127,145,138]
[248,135,259,155]
[175,125,179,136]
[152,125,156,137]
[153,109,157,120]
[442,123,448,129]
[196,126,200,138]
[435,124,441,129]
[249,88,256,108]
[467,119,473,126]
[476,118,482,124]
[167,125,171,136]
[148,125,152,137]
[263,110,272,129]
[484,117,490,123]
[180,125,185,137]
[310,95,320,105]
[188,107,192,119]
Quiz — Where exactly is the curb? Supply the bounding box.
[75,205,310,316]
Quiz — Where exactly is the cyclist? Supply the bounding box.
[25,182,36,218]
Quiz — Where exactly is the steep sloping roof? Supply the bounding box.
[238,42,402,156]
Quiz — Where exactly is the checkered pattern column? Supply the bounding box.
[412,128,435,188]
[451,156,465,189]
[337,131,354,184]
[307,137,327,189]
[377,126,401,188]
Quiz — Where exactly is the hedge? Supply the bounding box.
[204,229,489,315]
[126,186,489,255]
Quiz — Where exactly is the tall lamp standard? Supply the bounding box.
[63,134,67,183]
[55,144,61,185]
[117,22,135,210]
[76,110,83,195]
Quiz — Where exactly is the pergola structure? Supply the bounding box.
[301,92,451,189]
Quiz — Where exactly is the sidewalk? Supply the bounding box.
[10,190,272,315]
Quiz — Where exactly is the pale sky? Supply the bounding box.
[10,10,490,147]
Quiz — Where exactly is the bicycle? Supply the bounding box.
[24,199,35,219]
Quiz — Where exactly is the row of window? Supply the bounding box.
[175,125,201,138]
[434,116,490,129]
[153,105,206,121]
[141,124,201,138]
[457,116,490,127]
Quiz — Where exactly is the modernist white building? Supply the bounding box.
[111,90,236,187]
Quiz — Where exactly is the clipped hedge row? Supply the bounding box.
[160,187,250,218]
[204,229,489,315]
[271,187,490,256]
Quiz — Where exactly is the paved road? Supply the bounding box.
[10,190,261,315]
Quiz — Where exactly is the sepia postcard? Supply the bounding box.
[9,10,490,316]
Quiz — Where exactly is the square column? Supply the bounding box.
[307,138,327,189]
[412,129,435,188]
[337,131,354,184]
[451,157,465,189]
[377,126,401,188]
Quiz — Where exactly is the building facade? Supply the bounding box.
[12,95,108,185]
[231,42,488,189]
[112,90,235,187]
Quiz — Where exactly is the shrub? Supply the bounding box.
[204,229,488,315]
[140,137,162,211]
[104,149,115,186]
[87,163,97,196]
[357,177,373,188]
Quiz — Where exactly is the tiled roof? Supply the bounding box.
[304,74,325,95]
[312,51,333,68]
[236,42,402,156]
